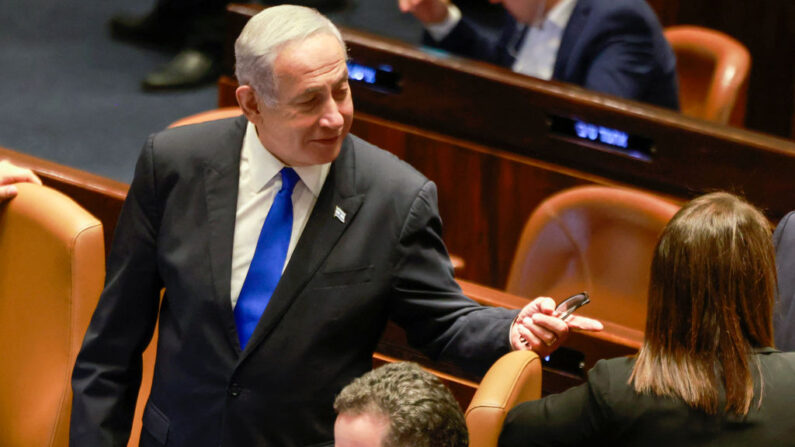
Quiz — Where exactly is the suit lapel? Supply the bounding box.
[554,0,591,80]
[241,136,364,357]
[203,116,246,351]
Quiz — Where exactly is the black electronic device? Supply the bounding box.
[549,115,655,161]
[346,61,401,94]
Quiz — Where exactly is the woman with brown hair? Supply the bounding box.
[499,192,795,446]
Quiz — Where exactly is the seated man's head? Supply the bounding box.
[334,362,468,447]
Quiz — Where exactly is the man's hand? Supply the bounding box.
[509,297,604,358]
[398,0,451,24]
[0,160,42,202]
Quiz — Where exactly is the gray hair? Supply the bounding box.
[234,5,345,106]
[334,362,468,447]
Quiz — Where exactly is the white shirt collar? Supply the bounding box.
[543,0,578,31]
[241,121,330,197]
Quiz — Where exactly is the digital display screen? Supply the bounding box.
[346,61,401,94]
[574,121,629,148]
[348,63,376,84]
[549,116,655,161]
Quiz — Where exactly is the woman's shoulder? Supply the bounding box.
[583,357,640,410]
[589,356,636,383]
[757,348,795,373]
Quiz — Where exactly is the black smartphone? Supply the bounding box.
[555,291,590,320]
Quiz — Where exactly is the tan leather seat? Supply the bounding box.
[505,185,679,333]
[665,25,751,127]
[465,351,541,447]
[0,183,104,447]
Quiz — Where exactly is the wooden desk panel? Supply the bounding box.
[222,5,795,222]
[339,28,795,221]
[350,113,628,288]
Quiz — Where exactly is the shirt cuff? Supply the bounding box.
[424,4,462,42]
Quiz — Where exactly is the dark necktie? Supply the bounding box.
[234,167,300,349]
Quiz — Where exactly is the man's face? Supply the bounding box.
[248,33,353,167]
[334,412,389,447]
[490,0,548,25]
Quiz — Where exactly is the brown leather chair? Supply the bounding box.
[127,314,159,447]
[465,351,542,447]
[505,185,679,333]
[665,25,751,127]
[0,183,104,447]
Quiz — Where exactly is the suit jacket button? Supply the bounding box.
[229,383,241,397]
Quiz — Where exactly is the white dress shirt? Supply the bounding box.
[230,121,330,308]
[512,0,578,79]
[425,0,578,80]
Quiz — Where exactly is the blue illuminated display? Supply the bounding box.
[549,115,653,162]
[574,121,629,149]
[347,62,376,84]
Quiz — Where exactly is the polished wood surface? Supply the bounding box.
[222,4,795,219]
[350,112,614,287]
[338,28,795,220]
[224,1,795,139]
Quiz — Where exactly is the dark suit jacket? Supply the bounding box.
[432,0,679,110]
[500,349,795,446]
[774,211,795,351]
[70,116,516,446]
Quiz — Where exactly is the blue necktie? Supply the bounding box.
[234,167,300,348]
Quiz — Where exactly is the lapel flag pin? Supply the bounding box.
[334,206,346,223]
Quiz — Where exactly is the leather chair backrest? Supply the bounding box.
[665,25,751,127]
[505,186,679,332]
[0,183,104,447]
[465,351,541,447]
[127,317,159,447]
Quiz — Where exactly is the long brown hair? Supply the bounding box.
[630,192,776,415]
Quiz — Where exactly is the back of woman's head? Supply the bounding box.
[631,192,776,415]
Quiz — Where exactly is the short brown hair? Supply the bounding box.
[631,192,776,415]
[334,362,468,447]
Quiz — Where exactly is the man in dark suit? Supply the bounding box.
[70,5,601,446]
[400,0,679,110]
[774,211,795,351]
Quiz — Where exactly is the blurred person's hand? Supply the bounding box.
[0,160,42,202]
[399,0,452,24]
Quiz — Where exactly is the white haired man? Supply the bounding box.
[70,6,601,446]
